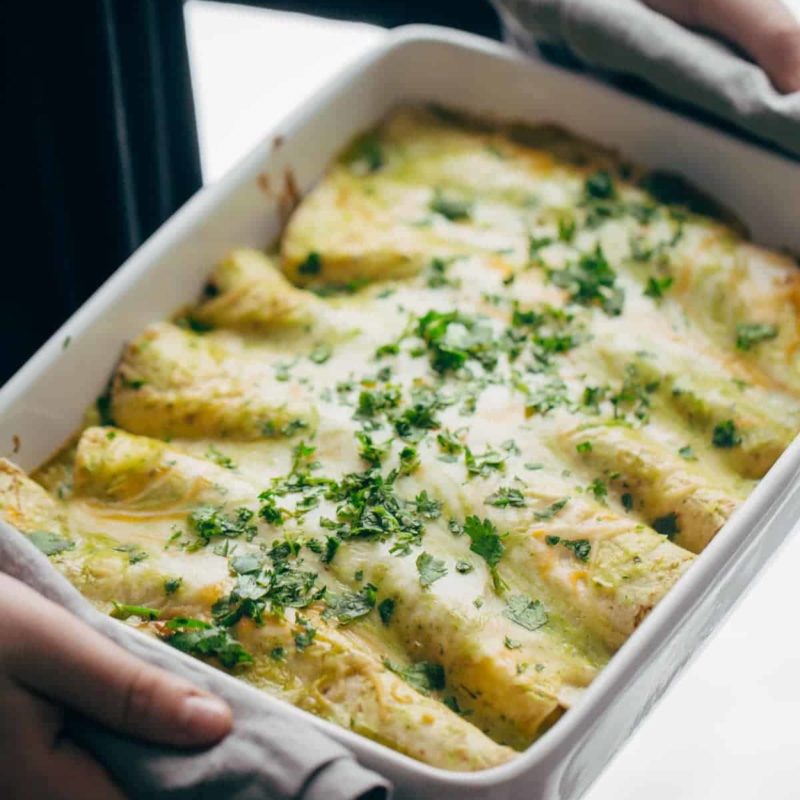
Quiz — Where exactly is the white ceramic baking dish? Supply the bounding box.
[3,25,800,800]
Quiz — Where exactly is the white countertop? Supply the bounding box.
[185,3,800,796]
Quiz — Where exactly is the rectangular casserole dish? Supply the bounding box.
[2,25,800,800]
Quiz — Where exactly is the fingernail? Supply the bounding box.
[179,694,232,741]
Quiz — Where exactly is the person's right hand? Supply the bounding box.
[644,0,800,93]
[0,573,233,800]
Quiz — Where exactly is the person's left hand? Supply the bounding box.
[0,572,233,799]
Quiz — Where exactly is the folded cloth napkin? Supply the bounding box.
[0,521,391,800]
[492,0,800,158]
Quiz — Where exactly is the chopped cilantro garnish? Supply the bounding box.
[398,445,420,475]
[585,170,616,201]
[164,577,183,595]
[443,695,470,716]
[523,378,570,416]
[437,429,464,455]
[113,542,149,565]
[448,518,464,536]
[206,444,236,470]
[324,468,425,555]
[416,552,448,587]
[430,189,472,221]
[383,659,445,695]
[111,602,160,621]
[549,245,624,316]
[27,530,75,556]
[528,235,554,262]
[356,431,389,467]
[464,516,505,568]
[712,419,742,448]
[378,597,396,625]
[558,214,577,242]
[309,342,333,364]
[545,536,592,562]
[582,385,607,413]
[503,595,548,631]
[230,554,262,574]
[587,478,608,502]
[321,536,340,564]
[533,498,569,521]
[354,386,401,420]
[293,617,317,650]
[281,418,309,438]
[162,617,252,669]
[189,506,257,546]
[258,492,287,526]
[465,447,506,478]
[652,511,680,539]
[425,257,460,288]
[484,487,526,508]
[96,392,115,426]
[297,251,322,276]
[416,310,499,374]
[678,445,697,460]
[575,440,593,454]
[393,391,442,441]
[735,322,778,351]
[270,646,285,661]
[414,491,442,519]
[611,363,659,421]
[343,132,384,173]
[644,275,674,299]
[324,584,377,624]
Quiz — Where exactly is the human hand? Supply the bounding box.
[643,0,800,92]
[0,573,233,800]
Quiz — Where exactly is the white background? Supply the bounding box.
[185,3,800,797]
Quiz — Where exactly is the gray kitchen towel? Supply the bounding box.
[493,0,800,158]
[0,521,391,800]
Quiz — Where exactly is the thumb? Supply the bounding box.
[0,573,232,747]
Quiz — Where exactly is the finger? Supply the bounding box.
[0,574,232,748]
[0,677,124,800]
[644,0,800,93]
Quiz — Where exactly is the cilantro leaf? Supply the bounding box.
[309,342,333,364]
[550,245,624,316]
[27,530,75,556]
[430,189,472,221]
[189,506,257,546]
[416,552,448,587]
[110,602,160,621]
[504,595,548,631]
[383,659,446,694]
[545,536,592,562]
[735,322,778,351]
[298,251,322,276]
[378,597,396,625]
[414,491,442,519]
[712,419,742,448]
[652,511,680,540]
[533,498,569,521]
[464,516,505,568]
[325,584,377,624]
[484,487,526,508]
[162,617,253,669]
[644,275,673,299]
